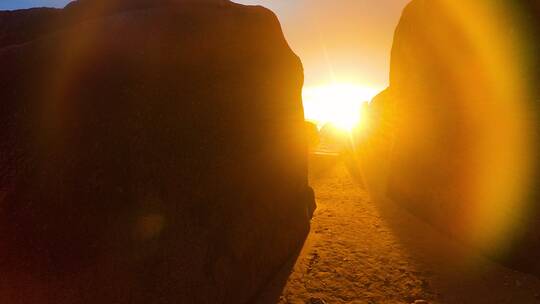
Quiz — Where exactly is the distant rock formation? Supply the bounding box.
[0,0,314,303]
[362,0,540,274]
[305,121,320,150]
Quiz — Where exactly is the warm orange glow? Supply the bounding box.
[368,0,537,260]
[303,83,379,131]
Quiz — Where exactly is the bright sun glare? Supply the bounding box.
[302,84,379,131]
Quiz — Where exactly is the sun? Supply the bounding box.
[302,83,379,131]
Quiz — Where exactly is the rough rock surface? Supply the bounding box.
[0,1,314,303]
[362,0,540,275]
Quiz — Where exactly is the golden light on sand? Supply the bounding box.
[302,84,379,131]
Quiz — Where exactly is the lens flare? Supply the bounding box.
[375,0,539,261]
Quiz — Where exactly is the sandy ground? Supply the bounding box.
[275,157,540,304]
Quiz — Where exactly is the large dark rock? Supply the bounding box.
[362,0,540,274]
[0,0,314,303]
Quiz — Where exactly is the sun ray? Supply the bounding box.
[303,83,379,132]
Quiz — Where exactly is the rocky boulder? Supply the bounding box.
[363,0,540,275]
[0,0,314,303]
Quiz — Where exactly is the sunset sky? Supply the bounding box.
[1,0,410,90]
[236,0,409,91]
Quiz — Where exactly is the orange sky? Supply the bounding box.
[2,0,411,91]
[234,0,411,90]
